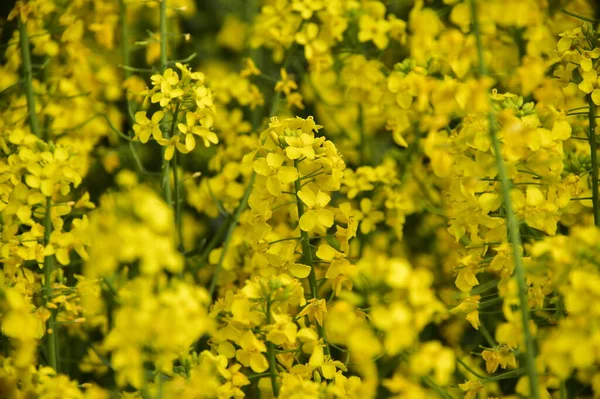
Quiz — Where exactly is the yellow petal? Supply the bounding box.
[309,344,324,368]
[277,166,299,184]
[289,263,311,278]
[316,244,337,260]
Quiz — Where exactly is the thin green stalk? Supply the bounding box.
[588,99,600,226]
[358,104,366,166]
[159,0,168,70]
[118,0,136,122]
[208,173,256,297]
[266,299,280,397]
[561,8,597,24]
[294,160,330,357]
[118,0,130,81]
[422,375,453,399]
[159,0,171,205]
[43,198,59,371]
[469,1,540,398]
[169,104,182,249]
[172,151,183,250]
[19,17,40,138]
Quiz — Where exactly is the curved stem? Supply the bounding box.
[19,18,40,138]
[469,1,540,398]
[588,99,600,226]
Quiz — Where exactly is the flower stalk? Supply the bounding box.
[266,298,280,397]
[208,173,256,297]
[43,197,59,371]
[588,99,600,226]
[19,17,40,138]
[294,160,330,357]
[159,0,172,205]
[469,1,540,397]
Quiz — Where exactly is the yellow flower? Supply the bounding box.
[297,298,328,326]
[458,380,484,399]
[580,48,600,72]
[481,345,517,374]
[356,198,384,234]
[235,331,269,373]
[450,295,481,330]
[285,133,316,160]
[177,111,218,151]
[275,68,298,96]
[316,244,354,295]
[151,69,185,107]
[132,111,164,143]
[358,11,390,50]
[253,152,299,196]
[578,70,600,105]
[158,136,189,160]
[241,58,261,78]
[297,187,334,232]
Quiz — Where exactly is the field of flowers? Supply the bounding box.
[2,0,600,397]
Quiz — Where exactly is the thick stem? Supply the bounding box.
[469,1,540,398]
[43,198,59,371]
[588,99,600,226]
[265,299,280,397]
[19,18,40,138]
[293,160,330,356]
[208,172,256,297]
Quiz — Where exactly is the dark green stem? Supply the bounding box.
[159,0,171,204]
[588,99,600,226]
[469,1,540,397]
[293,160,330,356]
[358,104,366,166]
[168,104,182,249]
[43,197,58,371]
[266,299,280,397]
[172,152,183,250]
[208,173,256,297]
[118,0,130,81]
[19,18,40,138]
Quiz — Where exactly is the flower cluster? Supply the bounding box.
[4,0,600,397]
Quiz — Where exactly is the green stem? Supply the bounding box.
[172,152,183,250]
[422,375,453,399]
[118,0,130,81]
[43,197,58,371]
[588,99,600,226]
[159,0,171,205]
[19,17,40,138]
[266,299,280,397]
[208,173,256,297]
[294,160,330,357]
[160,0,168,70]
[561,8,598,23]
[358,104,366,166]
[118,0,136,122]
[469,1,540,398]
[168,104,182,249]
